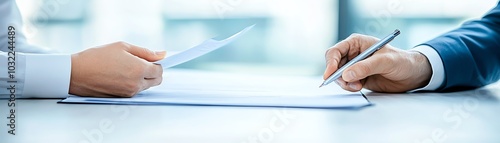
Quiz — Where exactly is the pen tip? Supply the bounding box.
[319,84,324,88]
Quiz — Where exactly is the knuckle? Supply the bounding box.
[123,92,137,97]
[122,82,141,97]
[326,47,340,54]
[349,33,362,38]
[325,48,331,57]
[348,34,378,47]
[114,41,131,49]
[115,41,128,46]
[121,92,135,98]
[325,49,341,62]
[348,33,368,42]
[347,34,364,48]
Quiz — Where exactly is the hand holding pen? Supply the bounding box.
[321,30,433,92]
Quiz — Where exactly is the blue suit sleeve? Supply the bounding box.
[421,2,500,91]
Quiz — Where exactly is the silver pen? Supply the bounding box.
[319,29,400,88]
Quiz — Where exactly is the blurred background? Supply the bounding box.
[16,0,498,76]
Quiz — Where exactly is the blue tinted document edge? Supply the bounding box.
[156,25,255,68]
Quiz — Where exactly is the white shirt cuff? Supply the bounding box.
[409,45,445,92]
[23,54,71,98]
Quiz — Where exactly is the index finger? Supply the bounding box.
[323,39,351,79]
[323,34,381,79]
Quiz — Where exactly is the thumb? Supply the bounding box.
[126,46,166,62]
[342,55,390,82]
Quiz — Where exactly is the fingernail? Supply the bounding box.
[155,51,166,57]
[348,83,358,90]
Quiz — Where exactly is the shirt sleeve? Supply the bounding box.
[0,0,71,98]
[409,45,445,92]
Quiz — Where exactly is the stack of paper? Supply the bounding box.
[59,69,371,109]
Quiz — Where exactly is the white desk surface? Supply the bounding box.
[1,69,500,143]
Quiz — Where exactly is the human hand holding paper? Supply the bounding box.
[70,42,165,98]
[68,25,253,98]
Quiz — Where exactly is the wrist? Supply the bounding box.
[409,51,432,89]
[69,53,79,95]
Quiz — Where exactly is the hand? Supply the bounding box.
[69,42,166,97]
[323,34,432,92]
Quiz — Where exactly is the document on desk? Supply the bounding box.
[156,25,254,68]
[59,70,372,109]
[58,25,371,109]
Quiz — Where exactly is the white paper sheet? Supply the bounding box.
[59,70,372,109]
[156,25,254,68]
